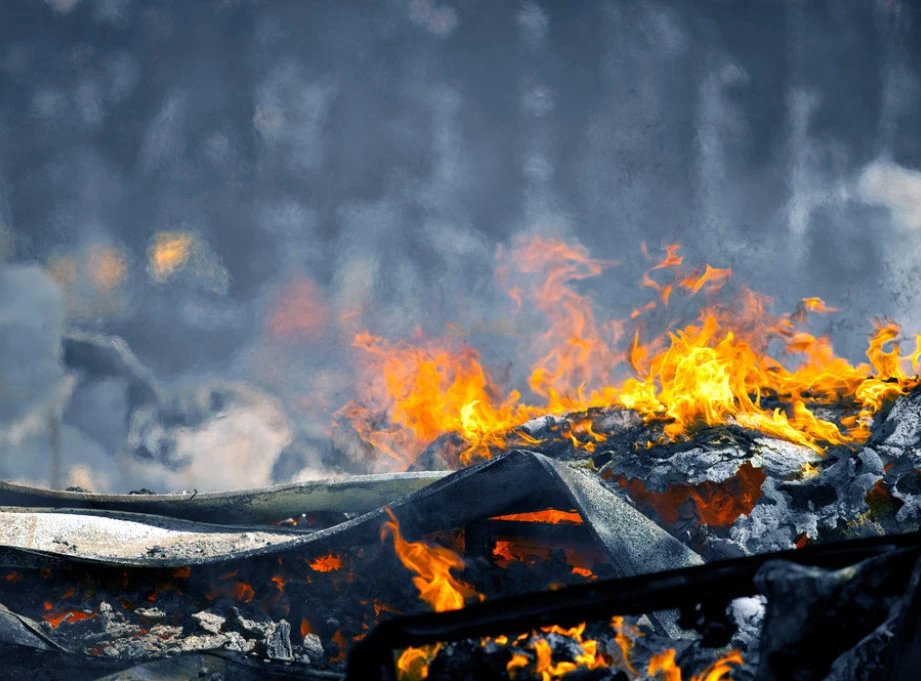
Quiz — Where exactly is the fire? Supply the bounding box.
[345,333,533,466]
[148,231,195,282]
[396,644,441,681]
[381,508,482,613]
[347,237,921,470]
[648,649,743,681]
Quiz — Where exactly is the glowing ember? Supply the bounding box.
[41,600,97,629]
[308,553,343,572]
[382,508,483,613]
[616,462,768,527]
[490,510,584,525]
[649,648,743,681]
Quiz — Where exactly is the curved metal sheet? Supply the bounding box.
[0,452,701,577]
[0,471,449,524]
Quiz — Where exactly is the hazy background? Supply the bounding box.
[1,0,919,491]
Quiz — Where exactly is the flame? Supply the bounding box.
[649,649,743,681]
[648,649,683,681]
[394,613,738,681]
[497,235,622,413]
[397,644,442,681]
[148,232,195,282]
[381,508,482,613]
[336,237,920,478]
[347,333,532,466]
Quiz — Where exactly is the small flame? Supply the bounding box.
[381,508,482,613]
[648,649,742,681]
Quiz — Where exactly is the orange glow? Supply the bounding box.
[267,276,327,339]
[234,582,255,603]
[490,509,584,525]
[381,508,482,613]
[331,630,348,662]
[42,608,96,629]
[300,619,314,638]
[148,232,194,282]
[88,245,127,290]
[617,462,768,527]
[4,572,21,583]
[308,553,343,572]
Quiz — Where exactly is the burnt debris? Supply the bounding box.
[3,386,921,679]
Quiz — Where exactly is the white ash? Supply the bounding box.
[750,438,821,478]
[519,414,568,435]
[191,610,226,635]
[301,633,324,663]
[729,595,766,652]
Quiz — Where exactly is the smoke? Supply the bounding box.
[0,0,920,489]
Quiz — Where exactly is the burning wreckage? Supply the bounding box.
[4,241,921,681]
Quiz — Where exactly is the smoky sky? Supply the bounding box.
[1,0,921,490]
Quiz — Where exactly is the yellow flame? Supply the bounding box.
[349,238,921,468]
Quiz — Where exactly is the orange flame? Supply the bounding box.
[649,648,743,681]
[347,237,921,470]
[347,333,531,466]
[381,508,482,613]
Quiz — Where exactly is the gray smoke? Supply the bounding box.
[0,0,919,490]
